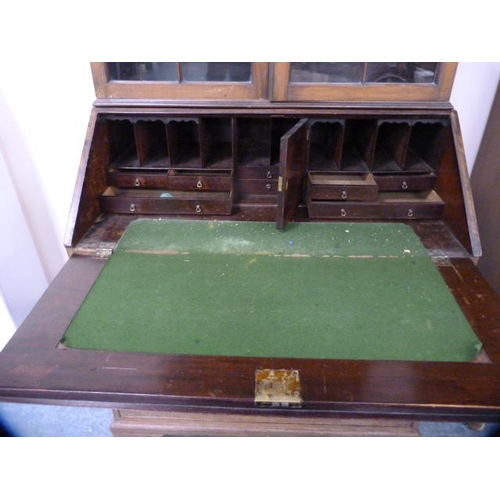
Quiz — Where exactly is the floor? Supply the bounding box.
[1,402,499,437]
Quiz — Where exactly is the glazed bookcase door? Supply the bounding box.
[92,62,269,101]
[271,62,457,102]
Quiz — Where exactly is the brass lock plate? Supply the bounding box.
[254,369,302,408]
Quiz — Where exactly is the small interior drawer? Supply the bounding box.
[374,172,437,192]
[237,165,280,180]
[100,187,233,215]
[308,191,445,220]
[307,172,379,201]
[168,170,233,191]
[107,170,170,189]
[237,179,278,195]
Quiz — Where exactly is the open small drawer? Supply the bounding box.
[100,187,233,215]
[307,172,379,201]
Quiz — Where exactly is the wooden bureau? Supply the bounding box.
[1,62,499,436]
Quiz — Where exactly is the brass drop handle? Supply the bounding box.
[340,209,347,217]
[196,180,203,188]
[129,204,136,212]
[341,190,348,199]
[134,178,141,187]
[195,204,202,213]
[402,181,408,190]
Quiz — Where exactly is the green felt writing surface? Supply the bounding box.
[61,220,481,361]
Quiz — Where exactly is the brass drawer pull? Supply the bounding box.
[402,181,408,190]
[129,204,137,212]
[134,178,141,187]
[341,190,348,199]
[407,209,414,217]
[195,204,202,213]
[196,180,203,188]
[267,171,273,179]
[340,209,347,217]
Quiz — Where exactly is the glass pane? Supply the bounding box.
[365,63,438,83]
[107,62,178,81]
[182,62,252,82]
[290,63,364,83]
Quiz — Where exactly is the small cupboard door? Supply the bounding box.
[92,62,269,101]
[271,62,457,102]
[277,119,309,229]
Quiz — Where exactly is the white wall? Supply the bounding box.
[451,62,500,172]
[0,62,95,348]
[0,62,499,349]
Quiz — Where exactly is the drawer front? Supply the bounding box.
[307,200,445,220]
[308,183,378,201]
[168,172,233,191]
[237,179,278,195]
[237,166,280,180]
[101,193,233,216]
[307,173,379,201]
[107,170,170,189]
[374,173,437,192]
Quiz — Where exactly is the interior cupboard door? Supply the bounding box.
[271,62,457,102]
[277,119,309,229]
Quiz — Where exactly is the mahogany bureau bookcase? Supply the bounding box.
[1,62,500,437]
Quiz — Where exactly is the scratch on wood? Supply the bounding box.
[451,263,465,283]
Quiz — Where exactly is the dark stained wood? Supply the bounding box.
[434,114,480,256]
[277,119,308,229]
[64,110,109,249]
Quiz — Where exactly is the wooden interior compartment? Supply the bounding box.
[108,119,139,169]
[341,119,377,171]
[308,119,344,171]
[407,120,449,172]
[134,120,170,168]
[307,190,445,220]
[199,117,235,168]
[166,118,201,168]
[307,172,378,201]
[373,120,412,172]
[100,186,233,215]
[235,117,271,166]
